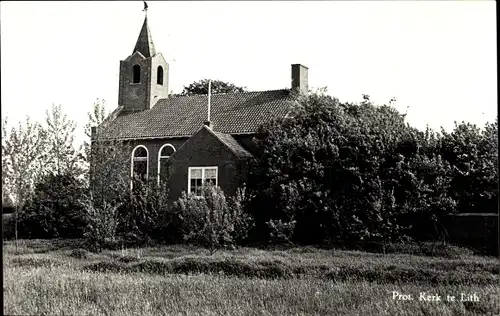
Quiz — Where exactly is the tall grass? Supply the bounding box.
[5,266,498,316]
[3,240,499,316]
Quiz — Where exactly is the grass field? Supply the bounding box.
[3,239,499,316]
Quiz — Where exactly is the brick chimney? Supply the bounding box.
[291,64,308,94]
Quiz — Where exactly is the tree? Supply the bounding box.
[439,120,498,214]
[83,99,131,207]
[249,91,445,245]
[89,137,131,208]
[2,117,13,206]
[84,99,109,157]
[2,116,47,249]
[83,99,110,186]
[178,79,247,96]
[43,104,85,178]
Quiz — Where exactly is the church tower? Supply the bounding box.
[118,15,169,113]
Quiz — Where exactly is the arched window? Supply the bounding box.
[132,65,141,83]
[157,66,164,85]
[131,145,148,189]
[158,144,175,185]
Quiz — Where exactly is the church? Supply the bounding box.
[95,14,309,199]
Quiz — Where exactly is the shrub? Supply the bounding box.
[2,213,15,240]
[266,219,296,244]
[116,180,176,245]
[174,184,254,254]
[19,173,88,239]
[82,196,120,252]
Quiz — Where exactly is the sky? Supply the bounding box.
[1,1,497,146]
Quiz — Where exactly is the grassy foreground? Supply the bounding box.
[3,239,500,316]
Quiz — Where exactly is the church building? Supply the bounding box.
[95,14,309,199]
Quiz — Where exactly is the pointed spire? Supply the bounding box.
[133,16,156,58]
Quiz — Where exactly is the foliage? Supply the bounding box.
[19,173,88,239]
[2,116,47,206]
[2,116,47,245]
[439,120,498,214]
[84,98,109,140]
[248,91,480,245]
[83,99,109,175]
[42,104,85,178]
[83,99,132,208]
[81,196,121,252]
[178,79,247,96]
[2,116,12,205]
[116,180,175,245]
[174,184,254,254]
[266,219,296,244]
[89,137,131,208]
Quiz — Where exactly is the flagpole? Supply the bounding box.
[207,79,211,122]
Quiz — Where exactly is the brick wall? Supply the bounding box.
[127,137,189,181]
[118,52,169,112]
[93,132,254,199]
[168,127,247,199]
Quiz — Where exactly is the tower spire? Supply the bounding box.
[133,4,155,58]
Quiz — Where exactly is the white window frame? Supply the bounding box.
[187,166,218,196]
[130,145,149,190]
[157,143,176,185]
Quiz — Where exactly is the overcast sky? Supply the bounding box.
[1,1,497,145]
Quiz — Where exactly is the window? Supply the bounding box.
[131,145,148,189]
[132,65,141,83]
[157,66,164,85]
[188,166,218,196]
[157,144,175,185]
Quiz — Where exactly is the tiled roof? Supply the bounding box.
[210,129,254,158]
[99,89,294,139]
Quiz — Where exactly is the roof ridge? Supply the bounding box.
[161,88,291,101]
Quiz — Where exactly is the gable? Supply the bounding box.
[98,89,294,140]
[171,126,253,161]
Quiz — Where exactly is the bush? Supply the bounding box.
[116,180,176,245]
[2,213,15,240]
[82,197,120,252]
[174,184,254,254]
[19,173,88,239]
[266,219,296,244]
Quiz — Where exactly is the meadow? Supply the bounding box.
[3,239,499,316]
